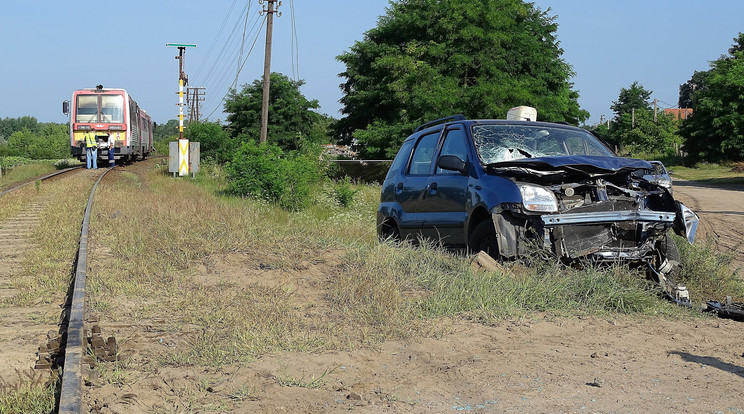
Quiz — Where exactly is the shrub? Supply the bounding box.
[331,176,358,207]
[226,140,322,211]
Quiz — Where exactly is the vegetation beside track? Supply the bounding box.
[0,171,94,413]
[86,162,743,376]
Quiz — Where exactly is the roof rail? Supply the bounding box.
[413,114,466,133]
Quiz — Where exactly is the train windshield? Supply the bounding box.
[75,94,124,123]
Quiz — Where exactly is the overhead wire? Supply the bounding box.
[197,2,251,91]
[204,14,267,120]
[193,0,241,81]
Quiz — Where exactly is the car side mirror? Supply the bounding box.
[438,155,467,174]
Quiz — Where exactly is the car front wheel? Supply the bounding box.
[468,220,500,258]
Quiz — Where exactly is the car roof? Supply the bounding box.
[407,118,587,140]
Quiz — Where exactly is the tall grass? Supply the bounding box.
[85,161,740,370]
[0,162,57,191]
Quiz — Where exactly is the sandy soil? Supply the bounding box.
[672,180,744,274]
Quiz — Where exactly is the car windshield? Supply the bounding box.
[471,124,615,165]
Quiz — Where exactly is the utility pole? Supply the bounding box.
[653,98,658,122]
[259,0,281,144]
[187,87,206,122]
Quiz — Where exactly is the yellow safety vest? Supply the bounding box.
[84,132,96,148]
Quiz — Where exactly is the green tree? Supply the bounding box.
[153,119,181,142]
[335,0,588,159]
[0,116,38,142]
[678,71,707,109]
[5,123,69,159]
[680,33,744,162]
[610,81,652,122]
[185,121,232,164]
[602,81,681,156]
[224,72,329,151]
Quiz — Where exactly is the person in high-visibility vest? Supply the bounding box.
[84,131,98,169]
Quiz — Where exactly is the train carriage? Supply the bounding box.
[63,85,153,163]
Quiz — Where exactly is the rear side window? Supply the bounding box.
[408,132,440,175]
[386,139,415,179]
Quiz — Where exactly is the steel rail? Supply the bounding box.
[0,166,83,197]
[58,167,112,414]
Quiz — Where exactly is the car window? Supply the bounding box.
[436,128,468,174]
[472,124,614,165]
[386,139,415,179]
[407,132,439,175]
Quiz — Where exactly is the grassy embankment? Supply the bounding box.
[2,160,741,412]
[668,162,744,185]
[86,161,742,369]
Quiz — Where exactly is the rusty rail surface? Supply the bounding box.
[58,167,112,414]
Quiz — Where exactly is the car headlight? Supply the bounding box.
[519,184,558,213]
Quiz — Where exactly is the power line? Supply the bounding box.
[204,15,267,120]
[193,0,241,80]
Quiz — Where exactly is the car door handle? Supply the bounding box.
[396,182,404,194]
[428,182,437,194]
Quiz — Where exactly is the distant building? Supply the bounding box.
[664,108,693,120]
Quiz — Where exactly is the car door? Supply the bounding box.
[395,131,441,239]
[420,126,470,245]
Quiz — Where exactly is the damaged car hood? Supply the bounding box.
[489,155,652,175]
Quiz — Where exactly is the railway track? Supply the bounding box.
[1,165,111,413]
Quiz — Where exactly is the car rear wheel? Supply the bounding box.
[468,220,500,258]
[379,221,401,242]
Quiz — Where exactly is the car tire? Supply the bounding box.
[379,221,401,242]
[468,220,500,258]
[650,236,682,290]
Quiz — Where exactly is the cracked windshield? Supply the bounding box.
[472,124,614,164]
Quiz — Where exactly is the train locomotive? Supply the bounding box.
[63,85,153,164]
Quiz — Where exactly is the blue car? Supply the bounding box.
[377,115,699,301]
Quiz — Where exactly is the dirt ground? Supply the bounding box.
[81,178,744,413]
[672,180,744,273]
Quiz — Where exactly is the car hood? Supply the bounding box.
[488,155,652,175]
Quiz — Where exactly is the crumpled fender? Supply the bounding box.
[673,201,699,244]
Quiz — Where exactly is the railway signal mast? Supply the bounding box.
[167,43,197,176]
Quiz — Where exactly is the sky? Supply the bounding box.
[1,1,743,127]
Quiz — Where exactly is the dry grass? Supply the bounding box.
[85,161,736,373]
[0,369,57,414]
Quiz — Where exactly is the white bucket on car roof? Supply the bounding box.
[506,106,537,121]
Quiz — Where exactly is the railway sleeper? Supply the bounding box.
[34,324,118,371]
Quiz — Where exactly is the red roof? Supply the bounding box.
[664,108,693,120]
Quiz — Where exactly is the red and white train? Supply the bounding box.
[63,85,153,163]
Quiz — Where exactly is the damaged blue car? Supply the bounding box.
[377,114,699,302]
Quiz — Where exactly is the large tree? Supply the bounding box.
[610,81,652,122]
[336,0,588,159]
[680,33,744,162]
[224,72,329,151]
[591,81,682,156]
